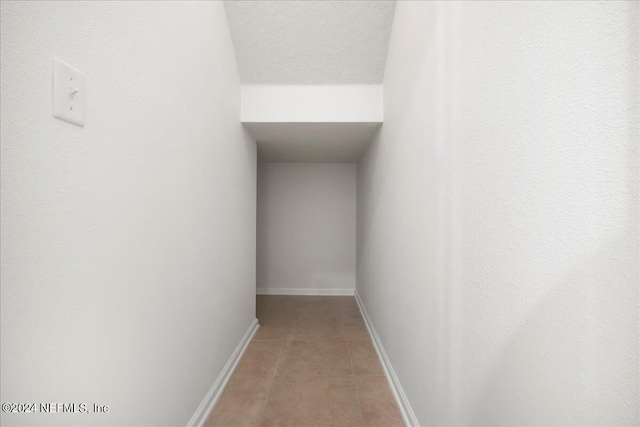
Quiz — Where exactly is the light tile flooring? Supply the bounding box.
[205,296,403,426]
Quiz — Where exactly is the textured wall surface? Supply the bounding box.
[0,2,256,426]
[358,1,639,426]
[224,1,395,84]
[258,163,356,293]
[447,2,639,425]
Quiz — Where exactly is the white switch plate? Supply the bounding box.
[53,57,85,126]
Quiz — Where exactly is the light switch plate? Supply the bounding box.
[53,57,85,126]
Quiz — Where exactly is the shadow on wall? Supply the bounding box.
[469,19,639,425]
[470,232,639,426]
[256,160,271,287]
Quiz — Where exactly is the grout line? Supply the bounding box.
[272,340,286,376]
[255,339,285,426]
[346,336,355,376]
[256,372,277,426]
[256,296,369,425]
[347,335,367,426]
[350,302,370,425]
[255,301,286,426]
[354,375,367,427]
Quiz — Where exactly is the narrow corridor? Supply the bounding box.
[1,2,638,426]
[205,296,402,426]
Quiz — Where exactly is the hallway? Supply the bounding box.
[1,1,638,426]
[205,296,402,426]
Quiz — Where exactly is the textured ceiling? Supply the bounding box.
[224,1,396,84]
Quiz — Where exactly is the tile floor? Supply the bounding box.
[205,295,403,427]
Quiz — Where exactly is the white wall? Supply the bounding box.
[241,85,383,123]
[258,163,356,294]
[357,2,449,424]
[0,2,256,426]
[446,2,639,425]
[357,1,639,426]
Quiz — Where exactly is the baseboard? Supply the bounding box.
[354,290,420,427]
[186,318,259,427]
[256,288,354,296]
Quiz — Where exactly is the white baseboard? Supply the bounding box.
[354,290,419,427]
[256,288,354,296]
[187,318,259,427]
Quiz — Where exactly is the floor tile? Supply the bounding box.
[290,300,343,321]
[204,375,273,427]
[344,325,370,342]
[276,341,353,376]
[257,313,291,326]
[254,324,290,341]
[349,341,384,376]
[235,341,283,376]
[260,376,364,426]
[288,317,347,341]
[356,377,403,426]
[344,317,366,328]
[298,308,343,322]
[257,297,298,321]
[342,303,362,320]
[216,296,402,426]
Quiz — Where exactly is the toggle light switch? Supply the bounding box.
[53,57,85,126]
